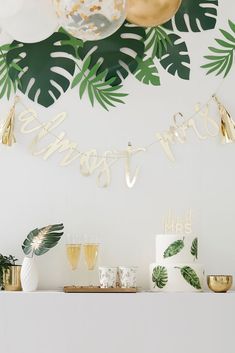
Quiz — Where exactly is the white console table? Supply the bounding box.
[0,291,234,353]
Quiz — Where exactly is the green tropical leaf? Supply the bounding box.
[164,239,184,258]
[78,21,146,86]
[163,0,218,32]
[58,27,83,57]
[178,266,202,290]
[145,26,172,59]
[157,33,190,80]
[7,32,76,107]
[22,224,64,256]
[134,56,160,86]
[152,266,168,289]
[191,238,198,260]
[202,20,235,78]
[72,57,128,111]
[0,44,20,100]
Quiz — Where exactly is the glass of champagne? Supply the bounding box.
[83,239,99,286]
[66,236,82,285]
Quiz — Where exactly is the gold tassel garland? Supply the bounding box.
[2,96,19,146]
[213,95,235,144]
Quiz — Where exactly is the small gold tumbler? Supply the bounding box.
[3,265,22,291]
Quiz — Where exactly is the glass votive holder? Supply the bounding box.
[118,266,138,288]
[99,267,117,288]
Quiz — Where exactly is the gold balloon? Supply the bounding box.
[126,0,182,27]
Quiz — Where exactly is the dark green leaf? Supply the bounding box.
[157,34,190,80]
[7,32,76,107]
[178,266,202,290]
[134,56,160,86]
[78,21,146,86]
[152,266,168,289]
[22,223,64,257]
[191,238,198,260]
[164,239,184,258]
[163,0,218,32]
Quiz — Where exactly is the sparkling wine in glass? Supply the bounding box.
[83,243,99,270]
[66,244,81,271]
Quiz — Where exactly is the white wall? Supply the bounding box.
[0,2,235,290]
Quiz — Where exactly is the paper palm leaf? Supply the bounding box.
[22,224,64,256]
[72,57,128,111]
[202,20,235,78]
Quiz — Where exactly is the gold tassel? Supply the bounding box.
[2,96,19,146]
[213,95,235,144]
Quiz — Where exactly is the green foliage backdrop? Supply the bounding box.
[0,0,234,111]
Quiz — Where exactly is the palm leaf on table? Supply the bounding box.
[202,20,235,78]
[72,57,128,111]
[22,223,64,257]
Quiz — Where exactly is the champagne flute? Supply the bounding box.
[66,236,82,285]
[83,238,99,286]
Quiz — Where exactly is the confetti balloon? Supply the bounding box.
[126,0,182,27]
[54,0,127,41]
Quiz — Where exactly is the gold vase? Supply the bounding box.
[3,265,22,291]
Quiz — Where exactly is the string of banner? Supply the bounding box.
[0,80,234,189]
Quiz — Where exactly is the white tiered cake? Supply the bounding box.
[150,234,204,292]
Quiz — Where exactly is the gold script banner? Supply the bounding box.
[13,98,224,188]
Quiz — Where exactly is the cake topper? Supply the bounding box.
[164,209,192,234]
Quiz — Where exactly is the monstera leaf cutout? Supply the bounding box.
[163,0,218,32]
[134,56,160,86]
[178,266,202,290]
[164,239,185,258]
[22,224,64,256]
[78,22,146,86]
[152,266,168,289]
[157,33,190,80]
[7,32,76,107]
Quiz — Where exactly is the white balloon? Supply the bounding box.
[0,0,25,19]
[1,0,59,43]
[0,27,14,45]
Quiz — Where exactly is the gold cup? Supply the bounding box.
[207,275,233,293]
[3,265,22,291]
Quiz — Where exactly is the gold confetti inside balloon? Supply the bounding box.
[54,0,126,41]
[126,0,182,27]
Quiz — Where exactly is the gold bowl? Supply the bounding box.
[207,275,233,293]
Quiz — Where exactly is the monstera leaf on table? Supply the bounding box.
[7,32,77,107]
[163,0,218,32]
[22,223,64,257]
